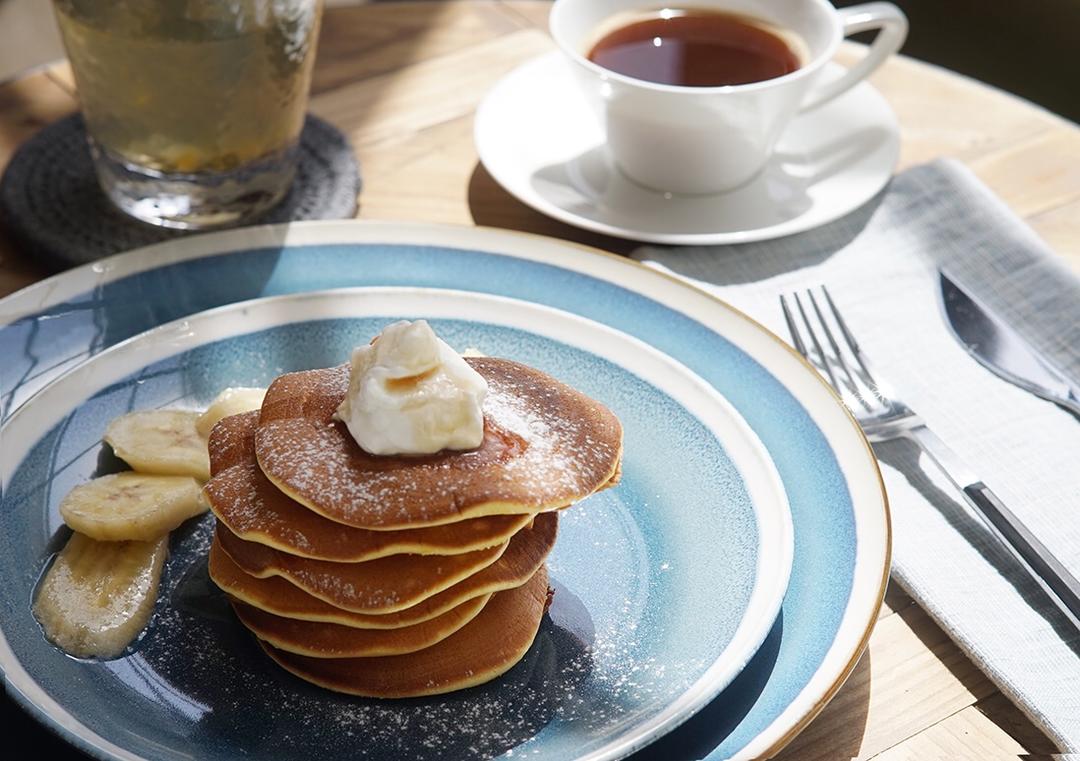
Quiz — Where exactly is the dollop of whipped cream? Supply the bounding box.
[335,320,488,455]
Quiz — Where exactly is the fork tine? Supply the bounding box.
[806,289,872,411]
[820,285,876,386]
[779,294,807,358]
[792,292,840,393]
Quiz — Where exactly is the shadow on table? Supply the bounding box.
[467,141,888,271]
[467,161,638,255]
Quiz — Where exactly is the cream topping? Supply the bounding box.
[335,321,487,455]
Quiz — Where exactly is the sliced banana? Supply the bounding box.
[33,532,168,659]
[104,410,210,481]
[196,387,267,438]
[59,472,206,541]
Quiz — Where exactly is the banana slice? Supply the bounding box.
[33,532,168,659]
[196,387,267,438]
[104,410,210,481]
[59,472,206,541]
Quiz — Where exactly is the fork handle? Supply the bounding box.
[963,482,1080,624]
[909,426,1080,630]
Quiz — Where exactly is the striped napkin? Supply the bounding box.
[631,159,1080,752]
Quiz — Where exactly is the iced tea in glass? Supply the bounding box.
[53,0,324,229]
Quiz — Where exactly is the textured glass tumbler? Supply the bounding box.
[53,0,324,230]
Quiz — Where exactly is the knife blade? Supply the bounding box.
[938,271,1080,416]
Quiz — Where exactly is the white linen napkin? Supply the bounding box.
[631,159,1080,752]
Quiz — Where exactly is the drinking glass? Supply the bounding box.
[52,0,325,229]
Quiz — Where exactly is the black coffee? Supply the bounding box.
[586,9,802,87]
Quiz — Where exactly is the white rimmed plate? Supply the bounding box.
[0,221,889,759]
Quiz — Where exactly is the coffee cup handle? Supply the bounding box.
[800,2,908,112]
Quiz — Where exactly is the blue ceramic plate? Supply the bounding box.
[3,286,793,760]
[0,222,889,760]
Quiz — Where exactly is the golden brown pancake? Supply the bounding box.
[214,519,516,615]
[260,565,549,697]
[208,522,556,629]
[206,461,533,561]
[229,593,489,658]
[257,364,348,425]
[207,410,260,477]
[255,359,622,531]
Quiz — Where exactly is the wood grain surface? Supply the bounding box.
[1,2,1075,759]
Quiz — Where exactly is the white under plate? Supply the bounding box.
[475,52,900,245]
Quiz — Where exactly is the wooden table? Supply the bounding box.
[1,2,1077,758]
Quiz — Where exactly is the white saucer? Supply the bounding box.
[475,52,900,245]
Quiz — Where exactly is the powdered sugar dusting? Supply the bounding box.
[207,410,259,475]
[254,360,622,530]
[481,373,603,499]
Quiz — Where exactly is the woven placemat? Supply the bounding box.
[0,114,361,269]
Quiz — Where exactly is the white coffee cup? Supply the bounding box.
[550,0,908,195]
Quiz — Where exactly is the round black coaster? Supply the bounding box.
[0,114,361,269]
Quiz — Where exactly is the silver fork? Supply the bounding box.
[781,286,1080,631]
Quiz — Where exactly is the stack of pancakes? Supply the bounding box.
[205,357,622,697]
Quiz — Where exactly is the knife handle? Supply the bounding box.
[909,426,1080,631]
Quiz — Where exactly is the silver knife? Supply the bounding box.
[938,271,1080,416]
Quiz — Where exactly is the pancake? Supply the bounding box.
[229,593,489,658]
[255,358,622,531]
[207,410,260,477]
[206,459,534,561]
[260,565,550,697]
[214,519,515,615]
[208,463,533,560]
[257,364,348,425]
[208,520,556,629]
